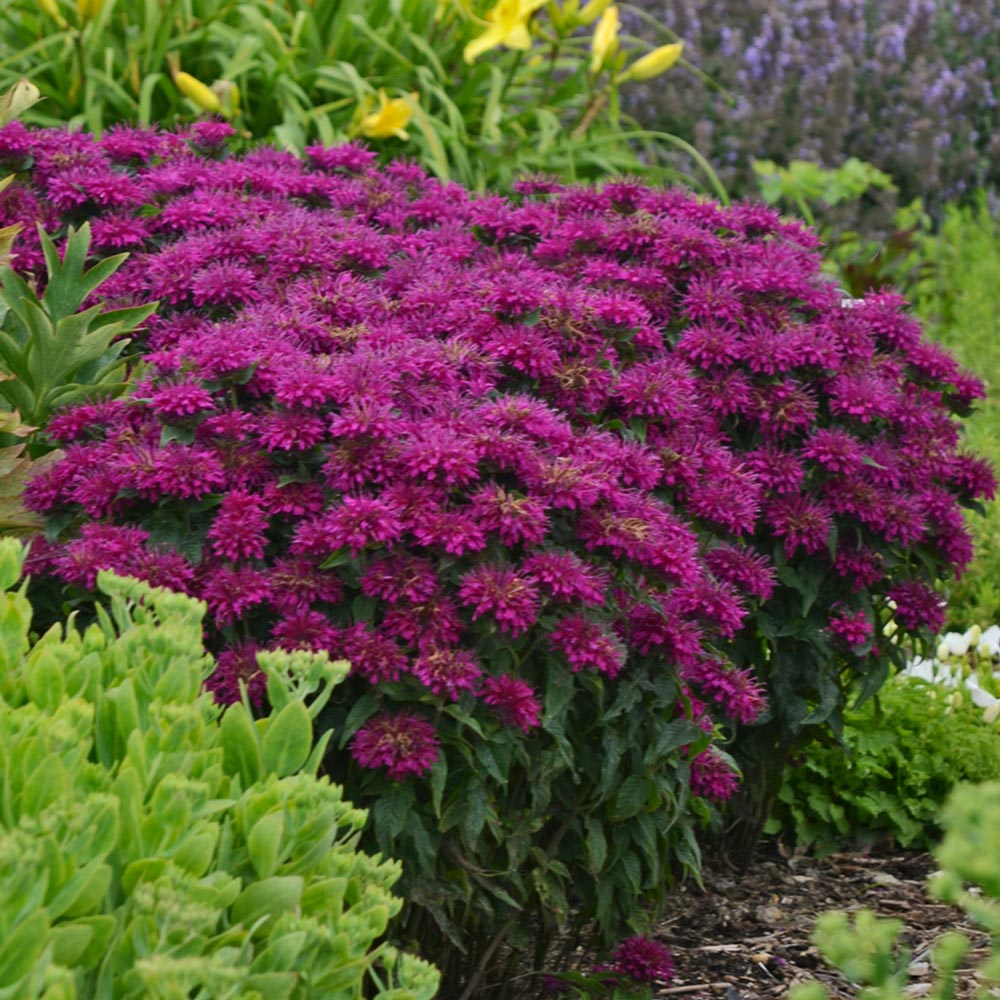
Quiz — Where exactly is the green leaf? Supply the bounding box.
[584,817,607,874]
[610,775,647,821]
[0,909,48,987]
[248,811,286,880]
[232,876,304,932]
[260,700,312,778]
[220,703,263,787]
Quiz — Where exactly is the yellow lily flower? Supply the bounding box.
[174,72,222,114]
[360,90,416,141]
[76,0,103,20]
[0,80,42,127]
[619,40,684,82]
[463,0,547,64]
[589,5,619,74]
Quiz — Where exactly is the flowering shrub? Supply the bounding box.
[0,124,990,988]
[626,0,1000,213]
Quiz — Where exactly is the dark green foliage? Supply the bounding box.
[768,677,1000,852]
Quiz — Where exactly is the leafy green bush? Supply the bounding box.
[912,196,1000,630]
[0,537,438,999]
[791,780,1000,1000]
[0,0,719,193]
[768,674,1000,852]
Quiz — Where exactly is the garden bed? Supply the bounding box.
[652,844,990,1000]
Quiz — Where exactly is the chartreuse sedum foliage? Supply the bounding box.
[0,538,438,1000]
[0,0,716,193]
[767,674,1000,852]
[791,781,1000,1000]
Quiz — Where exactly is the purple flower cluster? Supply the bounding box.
[4,124,990,797]
[625,0,1000,212]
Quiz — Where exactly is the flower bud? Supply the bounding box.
[589,5,619,74]
[76,0,103,20]
[175,72,222,114]
[619,41,684,82]
[936,641,950,662]
[38,0,68,25]
[984,700,1000,725]
[577,0,612,25]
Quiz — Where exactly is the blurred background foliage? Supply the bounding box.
[0,0,721,194]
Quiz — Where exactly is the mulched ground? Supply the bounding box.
[649,844,992,1000]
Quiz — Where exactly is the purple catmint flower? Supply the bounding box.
[690,748,740,801]
[458,564,541,637]
[682,659,767,725]
[341,624,408,684]
[205,641,266,707]
[766,495,834,558]
[481,675,542,731]
[548,614,627,678]
[207,490,270,561]
[413,647,482,700]
[351,711,439,780]
[827,607,874,649]
[610,935,675,986]
[521,549,609,607]
[198,563,273,625]
[887,580,947,634]
[147,381,217,421]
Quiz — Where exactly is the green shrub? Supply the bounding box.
[767,674,1000,852]
[792,780,1000,1000]
[912,196,1000,630]
[0,537,438,999]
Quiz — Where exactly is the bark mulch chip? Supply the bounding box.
[648,844,992,1000]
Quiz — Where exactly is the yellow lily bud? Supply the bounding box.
[38,0,68,25]
[211,79,240,118]
[577,0,611,25]
[175,72,222,114]
[0,80,42,127]
[360,89,416,141]
[937,641,950,662]
[984,700,1000,725]
[619,41,684,82]
[76,0,103,20]
[589,5,619,74]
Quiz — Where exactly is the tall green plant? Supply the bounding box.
[0,222,156,456]
[912,196,1000,629]
[0,0,723,193]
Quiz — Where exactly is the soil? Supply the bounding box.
[647,842,992,1000]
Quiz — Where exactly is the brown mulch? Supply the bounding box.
[648,844,992,1000]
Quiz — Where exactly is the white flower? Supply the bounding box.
[979,625,1000,659]
[941,630,971,657]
